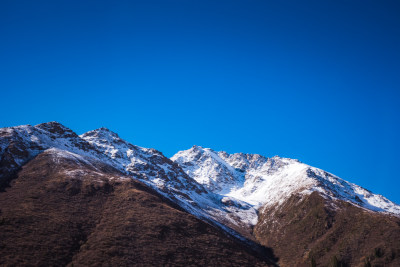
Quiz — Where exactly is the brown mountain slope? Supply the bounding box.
[0,149,276,266]
[254,192,400,267]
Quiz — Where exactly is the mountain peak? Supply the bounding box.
[81,127,121,140]
[96,127,117,133]
[34,121,75,136]
[190,145,212,152]
[172,146,400,216]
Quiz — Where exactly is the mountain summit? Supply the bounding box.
[172,145,400,215]
[1,122,399,266]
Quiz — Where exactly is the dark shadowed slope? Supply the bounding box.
[0,149,276,266]
[254,192,400,267]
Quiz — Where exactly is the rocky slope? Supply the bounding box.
[255,192,400,267]
[0,145,275,266]
[0,123,258,241]
[80,128,262,240]
[171,146,400,266]
[1,122,399,266]
[0,122,114,189]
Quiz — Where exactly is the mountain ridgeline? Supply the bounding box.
[0,122,399,266]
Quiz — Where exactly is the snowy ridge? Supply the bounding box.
[0,122,118,175]
[0,122,259,238]
[80,128,205,194]
[170,145,245,192]
[80,129,259,234]
[172,146,400,218]
[2,122,399,243]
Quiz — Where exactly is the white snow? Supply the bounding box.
[2,122,399,241]
[171,145,400,227]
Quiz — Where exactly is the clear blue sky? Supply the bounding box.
[1,1,399,203]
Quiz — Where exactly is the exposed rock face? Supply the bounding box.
[0,149,275,266]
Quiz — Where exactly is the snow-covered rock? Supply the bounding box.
[79,130,259,239]
[2,122,399,242]
[0,122,115,179]
[80,128,204,194]
[172,145,400,217]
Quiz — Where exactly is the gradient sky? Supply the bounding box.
[1,1,399,203]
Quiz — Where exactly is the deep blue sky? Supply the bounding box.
[1,1,399,203]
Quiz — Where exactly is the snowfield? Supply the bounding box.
[172,146,400,218]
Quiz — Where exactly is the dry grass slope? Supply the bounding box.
[254,192,400,267]
[0,151,275,266]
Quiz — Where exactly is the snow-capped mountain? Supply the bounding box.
[0,122,114,182]
[2,122,400,266]
[2,122,399,230]
[2,122,399,234]
[171,145,400,265]
[80,128,205,194]
[0,122,259,240]
[0,128,274,266]
[80,128,260,238]
[172,145,400,216]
